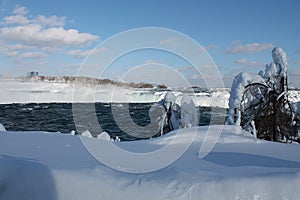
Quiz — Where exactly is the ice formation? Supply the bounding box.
[227,47,289,125]
[272,47,288,78]
[226,47,300,142]
[150,91,200,136]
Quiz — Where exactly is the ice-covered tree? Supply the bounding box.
[227,47,298,142]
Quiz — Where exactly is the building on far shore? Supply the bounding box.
[27,71,39,78]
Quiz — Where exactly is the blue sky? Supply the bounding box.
[0,0,299,87]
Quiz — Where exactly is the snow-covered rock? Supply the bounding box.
[81,130,93,138]
[0,123,6,131]
[70,130,76,135]
[97,131,111,141]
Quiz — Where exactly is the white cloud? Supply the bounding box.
[160,38,176,45]
[0,5,99,48]
[6,44,32,51]
[235,58,262,67]
[0,43,33,57]
[3,15,30,25]
[67,47,107,59]
[20,51,47,59]
[204,44,218,50]
[289,68,300,76]
[175,66,193,73]
[65,63,81,68]
[159,37,190,49]
[0,24,98,47]
[0,49,17,57]
[3,5,66,27]
[12,5,28,16]
[33,15,66,27]
[2,5,29,25]
[0,45,16,57]
[189,73,201,80]
[231,40,242,45]
[225,42,274,54]
[122,64,192,87]
[144,59,160,64]
[288,68,300,87]
[67,49,91,59]
[0,5,100,75]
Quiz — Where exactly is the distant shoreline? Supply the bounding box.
[0,75,169,89]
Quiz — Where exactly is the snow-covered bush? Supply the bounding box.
[227,47,299,142]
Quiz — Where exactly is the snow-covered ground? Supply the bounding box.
[1,78,300,199]
[1,125,300,200]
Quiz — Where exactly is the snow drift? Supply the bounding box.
[1,125,300,200]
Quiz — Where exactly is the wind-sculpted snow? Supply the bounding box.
[1,125,300,199]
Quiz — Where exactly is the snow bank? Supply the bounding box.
[1,126,300,200]
[0,155,57,200]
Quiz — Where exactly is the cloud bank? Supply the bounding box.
[225,42,274,54]
[0,6,98,48]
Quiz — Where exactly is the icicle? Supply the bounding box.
[250,120,257,139]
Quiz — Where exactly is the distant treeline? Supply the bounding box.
[26,75,168,89]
